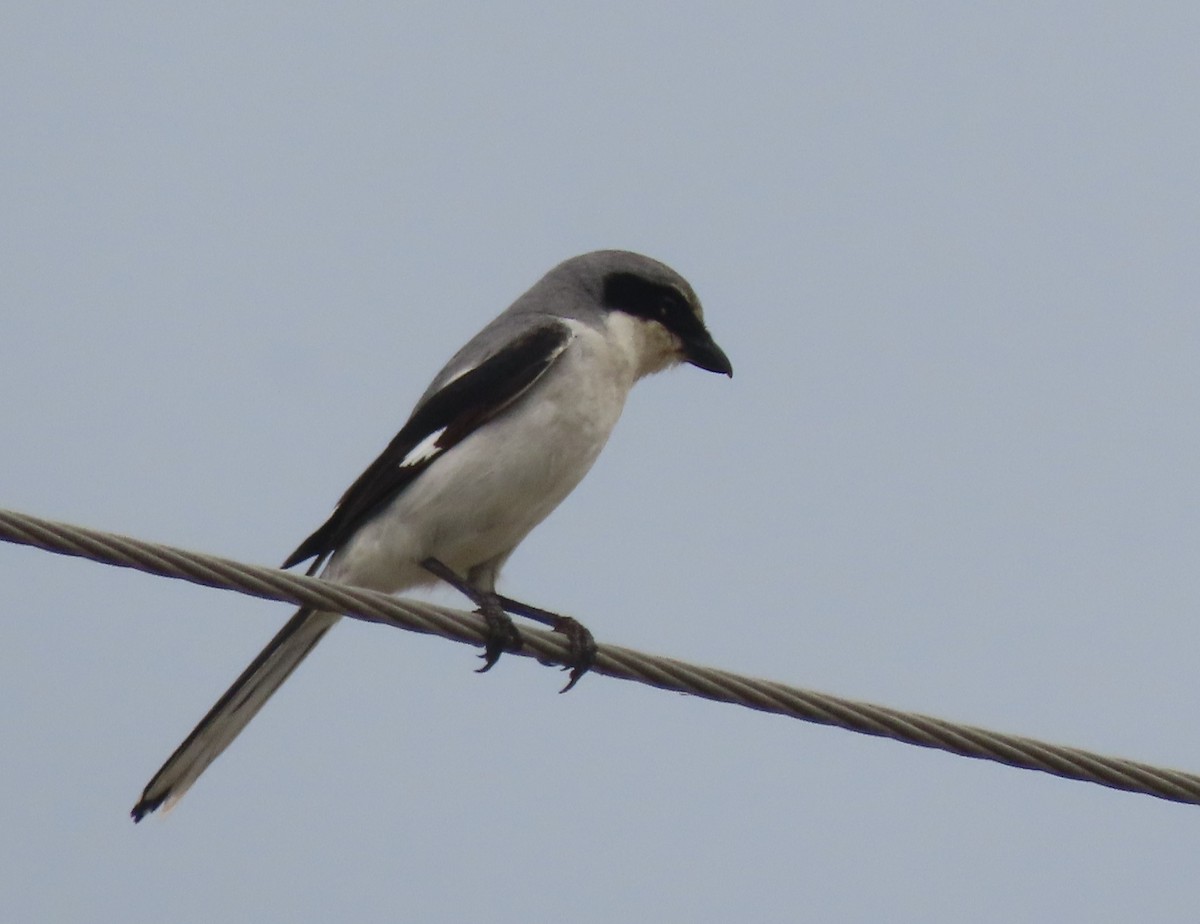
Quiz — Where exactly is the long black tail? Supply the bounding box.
[131,607,339,821]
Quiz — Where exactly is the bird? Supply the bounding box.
[131,249,732,821]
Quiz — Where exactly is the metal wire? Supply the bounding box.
[2,506,1197,806]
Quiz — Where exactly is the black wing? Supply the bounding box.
[282,320,573,570]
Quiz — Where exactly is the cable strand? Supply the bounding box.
[1,506,1197,806]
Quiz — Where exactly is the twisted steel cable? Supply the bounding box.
[2,506,1197,806]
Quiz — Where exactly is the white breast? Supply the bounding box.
[327,321,644,594]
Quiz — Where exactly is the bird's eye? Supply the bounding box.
[658,289,688,319]
[600,272,689,324]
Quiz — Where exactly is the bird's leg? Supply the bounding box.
[420,558,521,673]
[494,594,597,693]
[418,558,596,692]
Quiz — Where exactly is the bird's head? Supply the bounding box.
[560,250,733,380]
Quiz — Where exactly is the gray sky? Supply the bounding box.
[3,4,1199,921]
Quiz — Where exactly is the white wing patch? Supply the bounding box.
[399,426,448,468]
[396,323,574,473]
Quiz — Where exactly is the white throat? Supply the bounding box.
[600,311,681,381]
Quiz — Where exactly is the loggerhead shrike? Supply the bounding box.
[132,249,731,821]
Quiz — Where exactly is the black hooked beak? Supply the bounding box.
[682,326,733,377]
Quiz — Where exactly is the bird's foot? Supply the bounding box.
[550,614,596,693]
[419,558,593,687]
[474,595,523,673]
[496,594,596,692]
[421,558,523,671]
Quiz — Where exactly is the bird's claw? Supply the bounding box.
[553,616,596,693]
[475,602,522,673]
